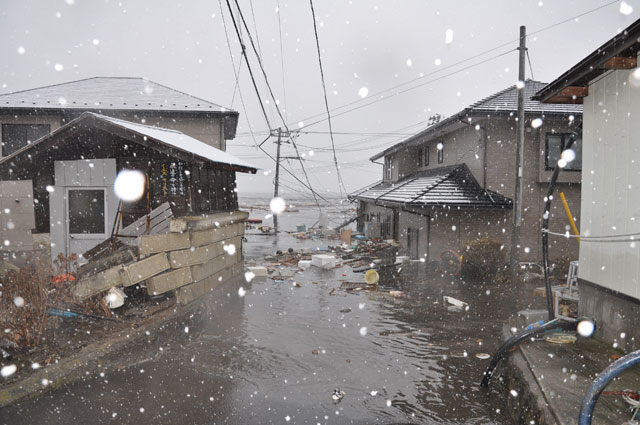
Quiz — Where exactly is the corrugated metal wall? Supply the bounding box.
[579,68,640,299]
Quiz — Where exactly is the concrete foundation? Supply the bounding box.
[579,279,640,352]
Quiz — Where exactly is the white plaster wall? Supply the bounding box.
[579,69,640,299]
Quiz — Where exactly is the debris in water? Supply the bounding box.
[389,290,404,297]
[443,295,469,310]
[475,353,491,360]
[332,388,345,402]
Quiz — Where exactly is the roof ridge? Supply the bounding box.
[0,76,104,97]
[85,112,184,134]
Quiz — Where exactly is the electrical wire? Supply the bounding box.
[308,0,348,198]
[219,0,332,204]
[301,48,516,130]
[232,0,322,209]
[276,0,288,117]
[526,50,535,81]
[543,229,640,243]
[283,0,618,130]
[223,0,272,130]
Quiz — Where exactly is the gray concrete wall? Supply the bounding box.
[579,280,640,352]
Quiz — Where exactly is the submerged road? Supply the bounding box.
[1,232,539,424]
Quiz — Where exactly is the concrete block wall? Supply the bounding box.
[73,210,248,303]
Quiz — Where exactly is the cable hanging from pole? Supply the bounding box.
[230,0,321,210]
[308,0,348,199]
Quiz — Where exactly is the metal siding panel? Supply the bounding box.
[54,161,65,186]
[76,160,92,186]
[90,160,105,186]
[103,159,117,184]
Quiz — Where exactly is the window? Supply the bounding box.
[68,189,106,234]
[1,124,50,156]
[437,144,444,163]
[385,157,392,180]
[545,133,582,171]
[418,148,423,167]
[425,146,430,166]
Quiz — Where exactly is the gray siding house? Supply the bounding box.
[535,18,640,350]
[352,80,583,264]
[0,77,242,263]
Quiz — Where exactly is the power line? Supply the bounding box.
[526,50,535,81]
[276,0,288,117]
[282,0,618,130]
[301,48,516,129]
[219,0,332,204]
[231,0,322,208]
[223,0,272,130]
[308,0,348,197]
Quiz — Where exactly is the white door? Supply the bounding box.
[66,187,108,258]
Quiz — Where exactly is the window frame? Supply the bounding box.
[385,156,393,180]
[66,187,108,238]
[437,144,444,164]
[417,148,423,167]
[1,123,51,157]
[425,146,430,166]
[544,133,582,171]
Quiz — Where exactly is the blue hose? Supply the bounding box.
[578,349,640,424]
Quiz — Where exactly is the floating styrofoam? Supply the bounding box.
[311,254,336,269]
[247,266,268,277]
[298,260,312,270]
[395,256,410,264]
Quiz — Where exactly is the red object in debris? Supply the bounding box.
[52,273,76,283]
[246,218,263,224]
[341,273,347,277]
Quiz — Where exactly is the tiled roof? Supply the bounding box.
[351,164,512,209]
[0,77,233,113]
[469,80,583,114]
[0,112,256,174]
[370,80,582,161]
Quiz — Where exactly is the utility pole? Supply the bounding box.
[268,128,302,235]
[273,129,282,234]
[510,25,526,277]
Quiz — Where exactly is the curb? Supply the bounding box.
[500,325,560,425]
[0,273,244,409]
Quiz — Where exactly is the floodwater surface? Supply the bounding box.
[1,200,541,424]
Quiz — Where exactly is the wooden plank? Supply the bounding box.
[560,86,588,97]
[601,56,637,70]
[545,95,583,104]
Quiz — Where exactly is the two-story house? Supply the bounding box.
[351,80,583,265]
[0,77,250,264]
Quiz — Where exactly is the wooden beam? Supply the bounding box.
[560,86,588,97]
[545,96,584,105]
[601,56,637,70]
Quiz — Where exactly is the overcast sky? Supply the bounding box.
[0,0,636,197]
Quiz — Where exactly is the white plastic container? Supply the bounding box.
[247,266,268,277]
[298,260,312,270]
[311,254,336,269]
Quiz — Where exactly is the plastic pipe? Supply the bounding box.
[578,349,640,424]
[480,319,577,387]
[542,125,582,321]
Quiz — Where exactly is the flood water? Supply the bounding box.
[1,197,542,424]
